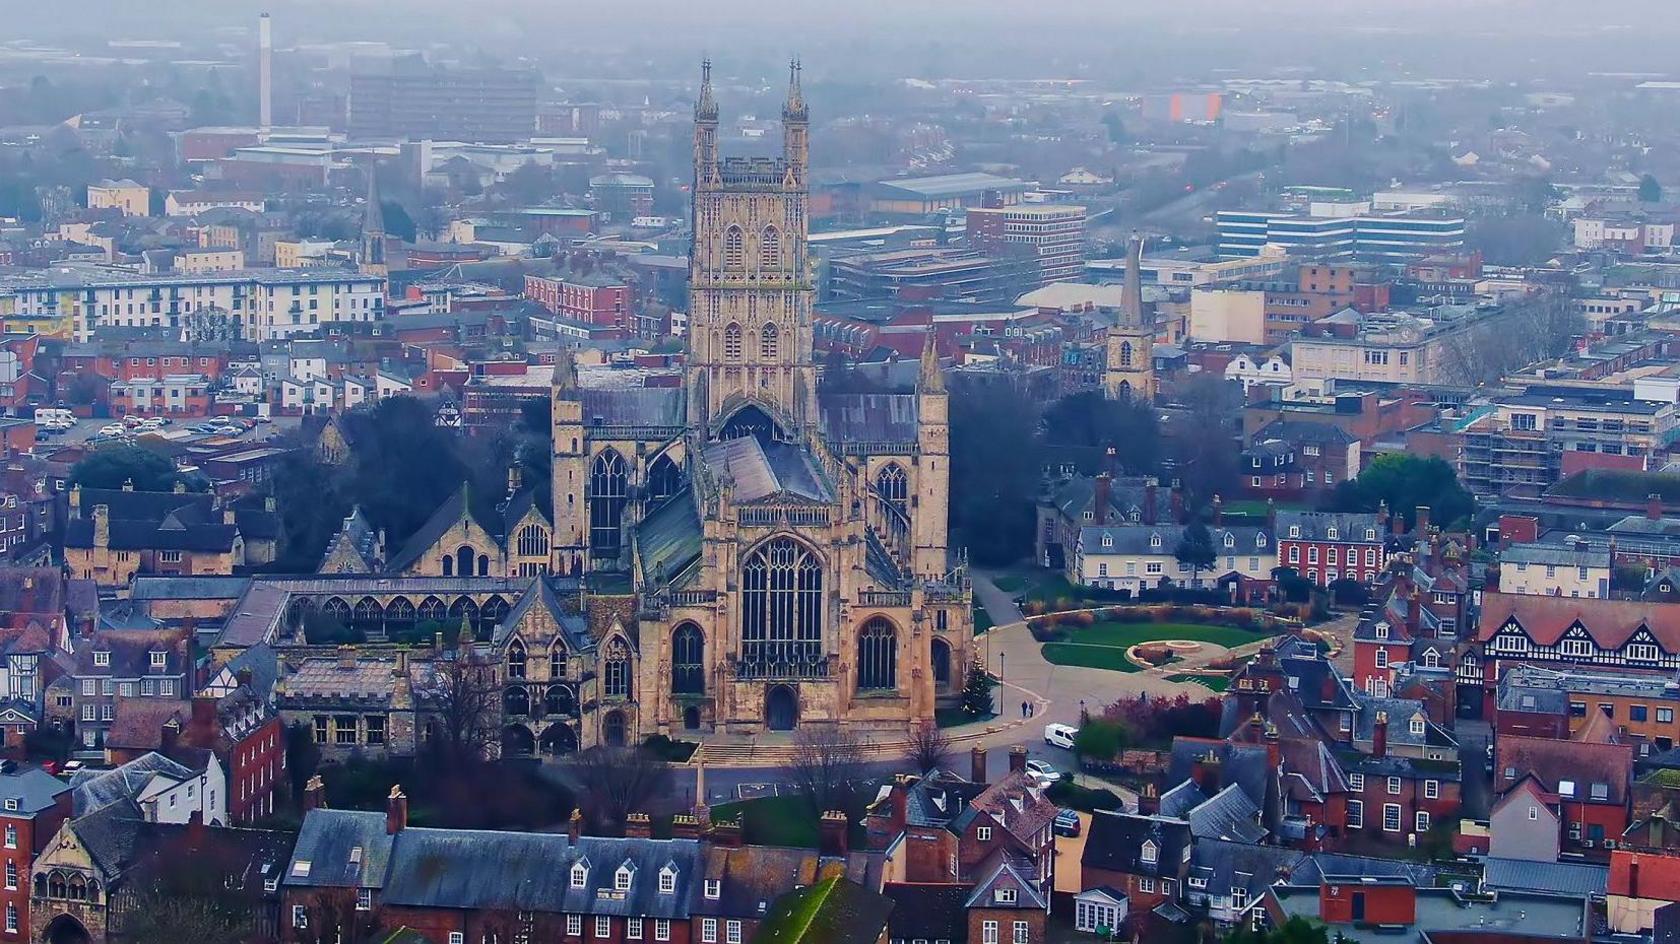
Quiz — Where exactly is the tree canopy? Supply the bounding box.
[71,444,188,492]
[1327,453,1473,531]
[1640,173,1663,203]
[948,377,1042,565]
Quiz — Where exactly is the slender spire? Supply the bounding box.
[782,58,807,122]
[696,58,718,121]
[1121,230,1143,328]
[363,167,384,237]
[919,331,945,394]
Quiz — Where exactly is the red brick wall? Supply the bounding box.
[231,716,284,823]
[1319,882,1414,924]
[968,907,1045,944]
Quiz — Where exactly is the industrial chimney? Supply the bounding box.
[258,13,273,128]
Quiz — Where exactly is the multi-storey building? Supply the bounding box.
[1497,664,1680,756]
[348,62,539,142]
[85,180,149,218]
[965,202,1086,287]
[0,768,71,943]
[1275,511,1386,586]
[5,267,385,342]
[45,630,192,757]
[1216,210,1465,263]
[524,272,634,332]
[1498,542,1611,598]
[1455,393,1675,499]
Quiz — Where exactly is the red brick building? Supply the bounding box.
[525,272,634,331]
[0,768,72,941]
[1275,510,1387,586]
[1495,728,1632,853]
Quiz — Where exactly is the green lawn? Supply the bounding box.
[710,795,819,848]
[1071,621,1273,649]
[975,610,995,635]
[1042,643,1141,672]
[937,707,996,729]
[1166,673,1231,692]
[991,575,1028,593]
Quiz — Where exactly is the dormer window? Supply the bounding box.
[93,651,109,667]
[1289,526,1300,538]
[2,800,16,812]
[1150,534,1162,550]
[1224,534,1235,548]
[615,863,635,891]
[1257,534,1267,548]
[1101,535,1112,549]
[1140,840,1157,865]
[1409,718,1426,737]
[1326,527,1339,540]
[1375,624,1389,640]
[571,861,590,889]
[1365,529,1377,541]
[705,880,721,900]
[150,651,166,669]
[996,888,1017,904]
[659,864,677,895]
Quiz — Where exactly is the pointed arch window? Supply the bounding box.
[761,226,781,270]
[604,637,632,699]
[589,450,629,558]
[724,226,744,270]
[875,464,909,549]
[1119,341,1134,367]
[741,538,823,666]
[724,323,743,362]
[517,523,549,558]
[507,638,527,679]
[550,641,567,680]
[857,618,898,691]
[760,322,780,362]
[672,624,705,694]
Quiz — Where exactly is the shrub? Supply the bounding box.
[1073,719,1130,760]
[1066,610,1097,628]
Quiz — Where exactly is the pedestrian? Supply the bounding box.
[1021,700,1029,718]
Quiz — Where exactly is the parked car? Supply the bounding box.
[1053,808,1082,837]
[211,424,243,436]
[99,424,126,437]
[1024,760,1061,784]
[1044,723,1078,750]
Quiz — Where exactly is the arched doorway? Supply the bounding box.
[503,724,535,756]
[602,710,628,747]
[931,638,952,691]
[43,914,92,944]
[541,723,579,756]
[765,685,798,732]
[682,706,701,730]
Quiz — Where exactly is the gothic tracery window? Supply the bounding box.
[760,322,780,362]
[724,323,743,362]
[507,638,527,678]
[875,463,909,548]
[857,618,898,691]
[761,226,780,269]
[724,226,744,270]
[741,538,823,666]
[672,623,705,694]
[517,523,549,558]
[1119,341,1134,367]
[604,638,632,699]
[589,450,629,558]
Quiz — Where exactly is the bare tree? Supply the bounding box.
[906,720,951,773]
[570,746,675,833]
[788,725,866,815]
[416,643,501,766]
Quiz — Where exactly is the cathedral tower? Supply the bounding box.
[912,333,950,576]
[1102,232,1155,400]
[549,351,587,576]
[685,60,817,438]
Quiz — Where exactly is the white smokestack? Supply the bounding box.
[258,13,273,129]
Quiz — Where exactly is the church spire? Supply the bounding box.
[782,58,807,122]
[918,331,945,394]
[696,58,718,121]
[360,165,386,276]
[1121,230,1144,328]
[553,347,578,394]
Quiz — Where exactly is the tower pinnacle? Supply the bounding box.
[919,331,945,394]
[696,58,718,121]
[783,58,807,122]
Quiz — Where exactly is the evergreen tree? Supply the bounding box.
[959,656,994,719]
[1174,520,1218,586]
[1640,173,1663,203]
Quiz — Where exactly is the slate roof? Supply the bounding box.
[130,576,253,600]
[387,483,500,573]
[1187,839,1304,908]
[0,767,70,814]
[70,751,195,815]
[65,517,240,552]
[700,438,831,504]
[1353,696,1459,751]
[1483,857,1607,897]
[1275,510,1384,543]
[1289,851,1438,886]
[495,576,592,653]
[965,857,1048,911]
[1081,811,1191,877]
[1166,739,1272,811]
[636,491,704,586]
[1496,734,1631,804]
[818,393,919,445]
[883,883,969,941]
[695,845,880,919]
[69,796,147,879]
[754,876,894,944]
[285,809,392,889]
[969,771,1059,848]
[1184,784,1267,843]
[1251,420,1357,447]
[580,388,685,429]
[104,699,190,752]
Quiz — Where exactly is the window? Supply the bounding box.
[1139,878,1155,894]
[357,888,372,911]
[1632,705,1650,722]
[3,826,14,849]
[1660,708,1675,724]
[1383,803,1402,832]
[1375,650,1389,669]
[597,916,613,939]
[1013,921,1029,944]
[293,906,308,929]
[1387,776,1402,795]
[628,919,644,940]
[1348,773,1365,791]
[150,651,166,668]
[655,920,671,941]
[705,879,721,899]
[1410,717,1426,737]
[1628,643,1661,662]
[365,716,385,746]
[983,921,999,944]
[996,888,1017,904]
[857,618,898,691]
[1141,840,1157,864]
[724,226,744,269]
[1415,810,1432,832]
[703,919,721,944]
[1348,799,1365,828]
[93,651,109,666]
[659,865,677,894]
[568,914,583,936]
[741,538,823,667]
[728,921,742,944]
[4,861,14,890]
[571,861,589,889]
[589,449,630,557]
[452,935,466,944]
[1424,780,1439,799]
[5,904,14,934]
[616,865,634,891]
[978,826,992,842]
[760,322,779,361]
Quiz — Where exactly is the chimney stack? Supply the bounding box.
[1213,493,1224,527]
[819,810,849,856]
[386,785,408,835]
[258,13,273,129]
[1144,477,1159,526]
[1092,474,1112,526]
[1373,711,1389,759]
[1191,750,1222,791]
[970,746,988,785]
[303,774,326,812]
[187,809,206,848]
[1650,494,1665,522]
[568,808,583,842]
[1170,480,1185,524]
[338,645,356,670]
[711,817,744,848]
[625,812,652,839]
[671,813,701,840]
[1630,855,1641,899]
[1415,505,1431,535]
[1008,745,1028,773]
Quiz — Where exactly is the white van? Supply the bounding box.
[1043,723,1078,750]
[34,408,74,431]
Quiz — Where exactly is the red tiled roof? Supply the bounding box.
[1476,592,1680,649]
[1495,734,1632,804]
[1609,850,1680,901]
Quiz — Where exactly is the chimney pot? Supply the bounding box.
[1008,745,1028,773]
[970,746,988,785]
[1373,711,1390,758]
[819,810,849,856]
[386,785,408,834]
[1650,494,1664,522]
[626,811,652,839]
